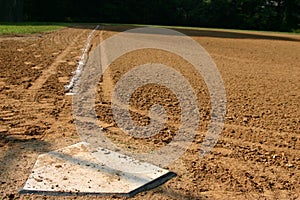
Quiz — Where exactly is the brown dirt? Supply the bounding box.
[0,26,299,200]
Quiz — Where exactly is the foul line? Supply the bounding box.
[65,25,100,93]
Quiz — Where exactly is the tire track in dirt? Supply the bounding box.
[38,28,83,49]
[27,30,90,101]
[5,29,91,138]
[0,28,93,143]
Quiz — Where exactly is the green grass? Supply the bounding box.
[0,22,69,35]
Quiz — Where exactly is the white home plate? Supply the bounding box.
[20,142,176,197]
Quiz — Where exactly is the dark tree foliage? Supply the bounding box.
[0,0,24,22]
[0,0,299,31]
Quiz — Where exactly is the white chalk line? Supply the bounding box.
[65,25,100,94]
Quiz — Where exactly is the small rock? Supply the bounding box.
[68,61,76,66]
[55,164,63,168]
[34,177,43,182]
[227,116,234,120]
[153,139,160,144]
[24,61,33,65]
[286,164,294,168]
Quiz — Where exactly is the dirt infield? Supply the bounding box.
[0,26,299,200]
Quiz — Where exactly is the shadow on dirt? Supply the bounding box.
[70,24,300,42]
[0,133,51,176]
[152,185,214,200]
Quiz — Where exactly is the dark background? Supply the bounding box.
[0,0,299,32]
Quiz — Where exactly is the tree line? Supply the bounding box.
[1,0,299,32]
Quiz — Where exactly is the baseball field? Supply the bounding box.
[0,24,299,199]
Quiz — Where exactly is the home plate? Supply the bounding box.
[20,142,176,197]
